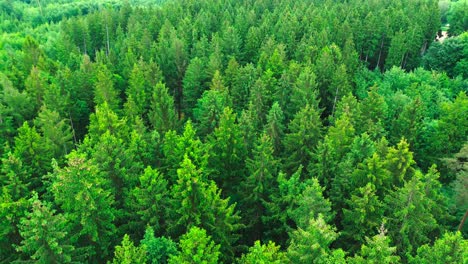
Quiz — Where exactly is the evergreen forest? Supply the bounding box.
[0,0,467,263]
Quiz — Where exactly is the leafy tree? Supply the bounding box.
[447,1,468,36]
[168,227,220,264]
[111,234,146,264]
[239,241,288,264]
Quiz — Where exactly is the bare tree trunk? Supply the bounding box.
[376,35,385,69]
[69,112,78,146]
[106,24,110,57]
[458,209,468,232]
[331,86,339,117]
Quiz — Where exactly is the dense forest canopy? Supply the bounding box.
[0,0,467,263]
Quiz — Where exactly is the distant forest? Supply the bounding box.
[0,0,467,263]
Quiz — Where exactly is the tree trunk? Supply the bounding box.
[458,209,468,232]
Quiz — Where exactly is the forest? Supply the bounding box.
[0,0,467,263]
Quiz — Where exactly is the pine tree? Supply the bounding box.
[50,151,116,261]
[168,227,220,264]
[130,167,169,234]
[168,155,241,261]
[264,102,285,154]
[287,214,339,264]
[193,70,232,136]
[149,82,177,135]
[290,178,334,229]
[111,234,146,264]
[162,121,209,184]
[239,241,288,264]
[284,104,323,174]
[183,57,208,117]
[240,133,278,243]
[140,227,177,264]
[94,64,120,112]
[341,183,384,251]
[207,107,247,197]
[384,170,441,259]
[12,122,51,194]
[348,225,400,264]
[409,231,467,264]
[34,106,74,163]
[17,193,74,263]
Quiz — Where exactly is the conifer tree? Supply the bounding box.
[207,107,247,197]
[168,155,241,261]
[168,227,220,264]
[130,167,169,234]
[240,133,278,243]
[264,102,285,154]
[111,234,146,264]
[17,193,74,263]
[193,70,232,136]
[348,225,400,264]
[239,241,288,264]
[284,104,323,173]
[409,231,467,264]
[149,82,177,135]
[50,151,116,261]
[94,64,120,112]
[287,214,339,264]
[140,227,177,264]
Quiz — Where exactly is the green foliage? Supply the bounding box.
[240,133,278,243]
[141,226,177,264]
[239,241,288,264]
[112,234,146,264]
[409,231,467,264]
[0,0,464,262]
[149,82,177,135]
[168,155,241,261]
[17,193,74,263]
[168,226,221,264]
[284,103,323,173]
[287,214,339,264]
[193,70,232,136]
[207,107,247,196]
[50,151,116,261]
[130,166,169,233]
[447,0,468,36]
[348,226,400,264]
